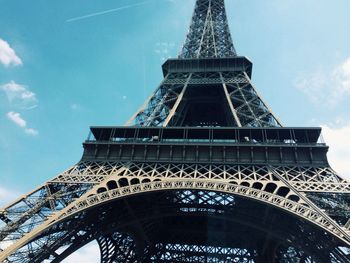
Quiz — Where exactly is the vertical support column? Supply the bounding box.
[242,71,283,127]
[163,73,192,127]
[220,73,242,127]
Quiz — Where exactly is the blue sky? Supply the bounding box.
[1,0,350,201]
[0,0,350,260]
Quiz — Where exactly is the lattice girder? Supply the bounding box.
[0,178,92,248]
[2,184,350,262]
[1,0,350,261]
[47,161,350,193]
[2,163,350,262]
[147,243,257,262]
[98,233,138,263]
[179,0,236,58]
[127,73,191,127]
[3,158,350,261]
[128,68,281,127]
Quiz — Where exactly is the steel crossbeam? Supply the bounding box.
[1,0,350,262]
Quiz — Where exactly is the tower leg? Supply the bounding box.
[97,232,139,263]
[256,241,277,263]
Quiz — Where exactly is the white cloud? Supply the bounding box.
[1,81,38,109]
[62,241,100,263]
[25,128,39,136]
[0,186,19,207]
[7,111,26,128]
[70,103,78,110]
[0,38,22,67]
[321,123,350,179]
[6,111,38,136]
[155,42,176,61]
[296,57,350,107]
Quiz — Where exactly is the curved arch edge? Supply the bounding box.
[1,180,350,262]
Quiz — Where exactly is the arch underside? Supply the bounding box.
[7,189,350,263]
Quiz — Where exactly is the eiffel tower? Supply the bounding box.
[1,0,350,262]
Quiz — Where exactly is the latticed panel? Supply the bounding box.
[129,70,281,128]
[306,193,350,226]
[134,86,179,126]
[127,73,191,127]
[179,0,236,58]
[2,0,350,261]
[27,160,350,193]
[2,159,350,262]
[225,72,281,127]
[98,233,138,263]
[0,182,92,252]
[0,162,121,254]
[148,244,257,262]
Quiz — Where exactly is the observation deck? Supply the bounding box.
[82,126,328,166]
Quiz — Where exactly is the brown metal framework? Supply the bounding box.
[1,0,350,262]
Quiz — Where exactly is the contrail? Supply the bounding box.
[66,1,152,22]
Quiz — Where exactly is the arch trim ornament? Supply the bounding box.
[1,178,350,261]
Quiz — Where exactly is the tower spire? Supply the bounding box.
[179,0,236,58]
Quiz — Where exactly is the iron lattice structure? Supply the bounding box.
[1,0,350,262]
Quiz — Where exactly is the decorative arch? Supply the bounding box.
[2,179,350,262]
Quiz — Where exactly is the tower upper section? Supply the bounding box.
[126,0,282,128]
[179,0,237,59]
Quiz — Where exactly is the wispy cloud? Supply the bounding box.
[1,81,38,109]
[154,42,176,61]
[70,103,79,110]
[0,38,22,67]
[296,58,350,107]
[66,1,151,22]
[7,111,26,127]
[24,128,39,136]
[0,186,19,207]
[321,121,350,179]
[6,111,38,136]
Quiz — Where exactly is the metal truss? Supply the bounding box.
[0,173,92,250]
[2,179,350,262]
[306,192,350,226]
[127,71,281,127]
[95,187,350,262]
[179,0,236,58]
[126,73,192,127]
[2,160,350,262]
[223,71,281,127]
[50,161,350,194]
[98,232,138,263]
[148,243,256,262]
[1,0,349,262]
[42,181,350,241]
[0,172,348,261]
